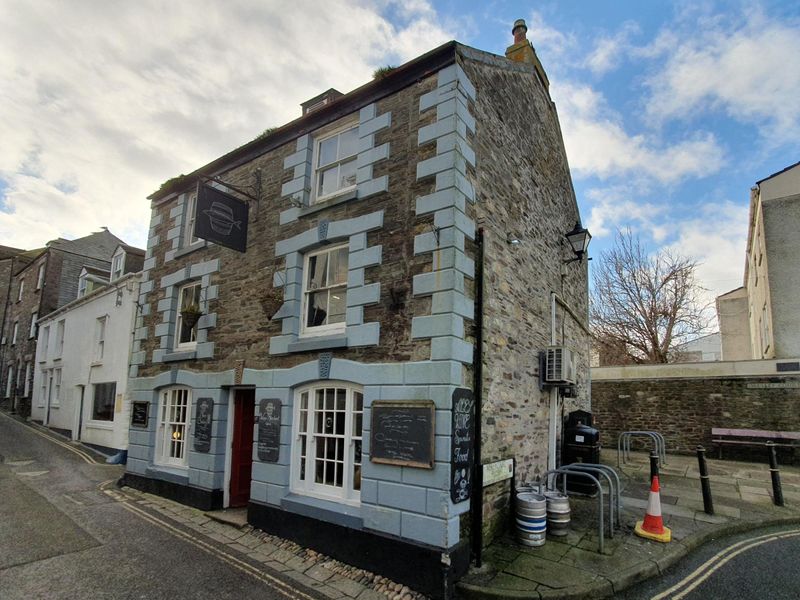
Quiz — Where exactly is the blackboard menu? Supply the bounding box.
[370,401,435,469]
[193,398,213,453]
[131,401,149,428]
[257,399,282,463]
[450,388,475,503]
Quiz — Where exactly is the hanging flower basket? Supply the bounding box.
[261,288,284,321]
[180,303,203,328]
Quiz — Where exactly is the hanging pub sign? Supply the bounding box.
[194,183,249,252]
[450,388,475,503]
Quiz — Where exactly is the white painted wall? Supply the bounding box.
[31,273,140,452]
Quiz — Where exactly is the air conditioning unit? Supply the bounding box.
[544,346,577,385]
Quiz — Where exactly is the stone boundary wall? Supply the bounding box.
[591,359,800,455]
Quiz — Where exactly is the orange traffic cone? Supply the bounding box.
[634,475,672,543]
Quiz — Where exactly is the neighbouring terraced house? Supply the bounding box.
[0,229,129,418]
[121,21,590,597]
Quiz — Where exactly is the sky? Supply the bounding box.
[1,0,799,310]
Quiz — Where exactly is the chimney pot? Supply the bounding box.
[512,18,528,43]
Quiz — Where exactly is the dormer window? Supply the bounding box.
[111,252,125,281]
[78,273,88,298]
[313,124,358,203]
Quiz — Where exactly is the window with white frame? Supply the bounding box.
[91,382,116,421]
[313,124,358,202]
[12,321,18,345]
[52,368,62,405]
[5,366,12,397]
[23,362,31,397]
[17,278,24,301]
[301,245,348,336]
[36,263,45,289]
[38,370,47,407]
[77,273,88,298]
[15,363,22,395]
[55,320,65,357]
[111,252,125,281]
[29,312,37,339]
[40,325,50,361]
[184,193,200,247]
[95,316,107,361]
[292,382,363,504]
[761,304,771,352]
[175,282,202,349]
[156,387,191,467]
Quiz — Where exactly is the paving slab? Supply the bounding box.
[505,554,598,588]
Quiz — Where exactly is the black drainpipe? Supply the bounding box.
[471,228,484,567]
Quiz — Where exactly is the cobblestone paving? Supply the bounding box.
[109,486,427,600]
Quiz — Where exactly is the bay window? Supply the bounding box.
[292,382,363,504]
[156,387,191,467]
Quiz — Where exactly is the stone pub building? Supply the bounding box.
[122,22,589,597]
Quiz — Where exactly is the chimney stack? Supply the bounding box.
[505,19,550,91]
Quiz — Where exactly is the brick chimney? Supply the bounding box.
[505,19,550,90]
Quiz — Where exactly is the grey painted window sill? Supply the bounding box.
[163,350,197,362]
[282,493,363,530]
[174,241,208,260]
[146,465,190,486]
[287,334,347,353]
[298,189,358,218]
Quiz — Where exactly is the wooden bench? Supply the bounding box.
[711,428,800,460]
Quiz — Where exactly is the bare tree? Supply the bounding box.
[591,229,713,364]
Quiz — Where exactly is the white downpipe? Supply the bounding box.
[548,293,558,471]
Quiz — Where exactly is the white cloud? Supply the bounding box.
[642,9,800,142]
[664,201,749,301]
[0,0,457,249]
[552,81,726,183]
[584,186,666,240]
[584,22,639,75]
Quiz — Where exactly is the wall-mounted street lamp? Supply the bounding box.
[564,221,591,263]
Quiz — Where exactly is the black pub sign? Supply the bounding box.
[450,388,475,503]
[194,183,249,252]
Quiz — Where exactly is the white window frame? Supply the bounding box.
[52,368,62,406]
[90,381,116,422]
[155,387,191,468]
[36,263,45,289]
[12,321,18,345]
[17,278,24,301]
[29,312,38,339]
[300,244,349,338]
[175,282,202,350]
[761,304,770,352]
[183,193,201,247]
[5,365,13,397]
[23,362,31,397]
[111,252,125,281]
[312,122,359,204]
[40,325,50,362]
[55,320,65,357]
[38,369,47,407]
[95,316,107,361]
[290,382,363,505]
[77,273,88,298]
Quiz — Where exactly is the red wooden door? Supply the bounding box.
[229,389,255,507]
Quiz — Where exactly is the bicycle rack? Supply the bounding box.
[561,463,622,531]
[617,431,666,467]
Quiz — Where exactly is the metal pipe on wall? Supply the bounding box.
[471,228,485,566]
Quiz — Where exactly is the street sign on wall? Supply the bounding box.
[194,184,249,252]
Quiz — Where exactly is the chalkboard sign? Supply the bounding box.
[370,401,435,469]
[131,401,149,428]
[193,398,214,453]
[257,399,282,463]
[450,388,475,503]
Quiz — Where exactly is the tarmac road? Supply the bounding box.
[619,523,800,600]
[0,412,323,600]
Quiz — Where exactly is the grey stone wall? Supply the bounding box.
[460,49,590,543]
[593,374,800,454]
